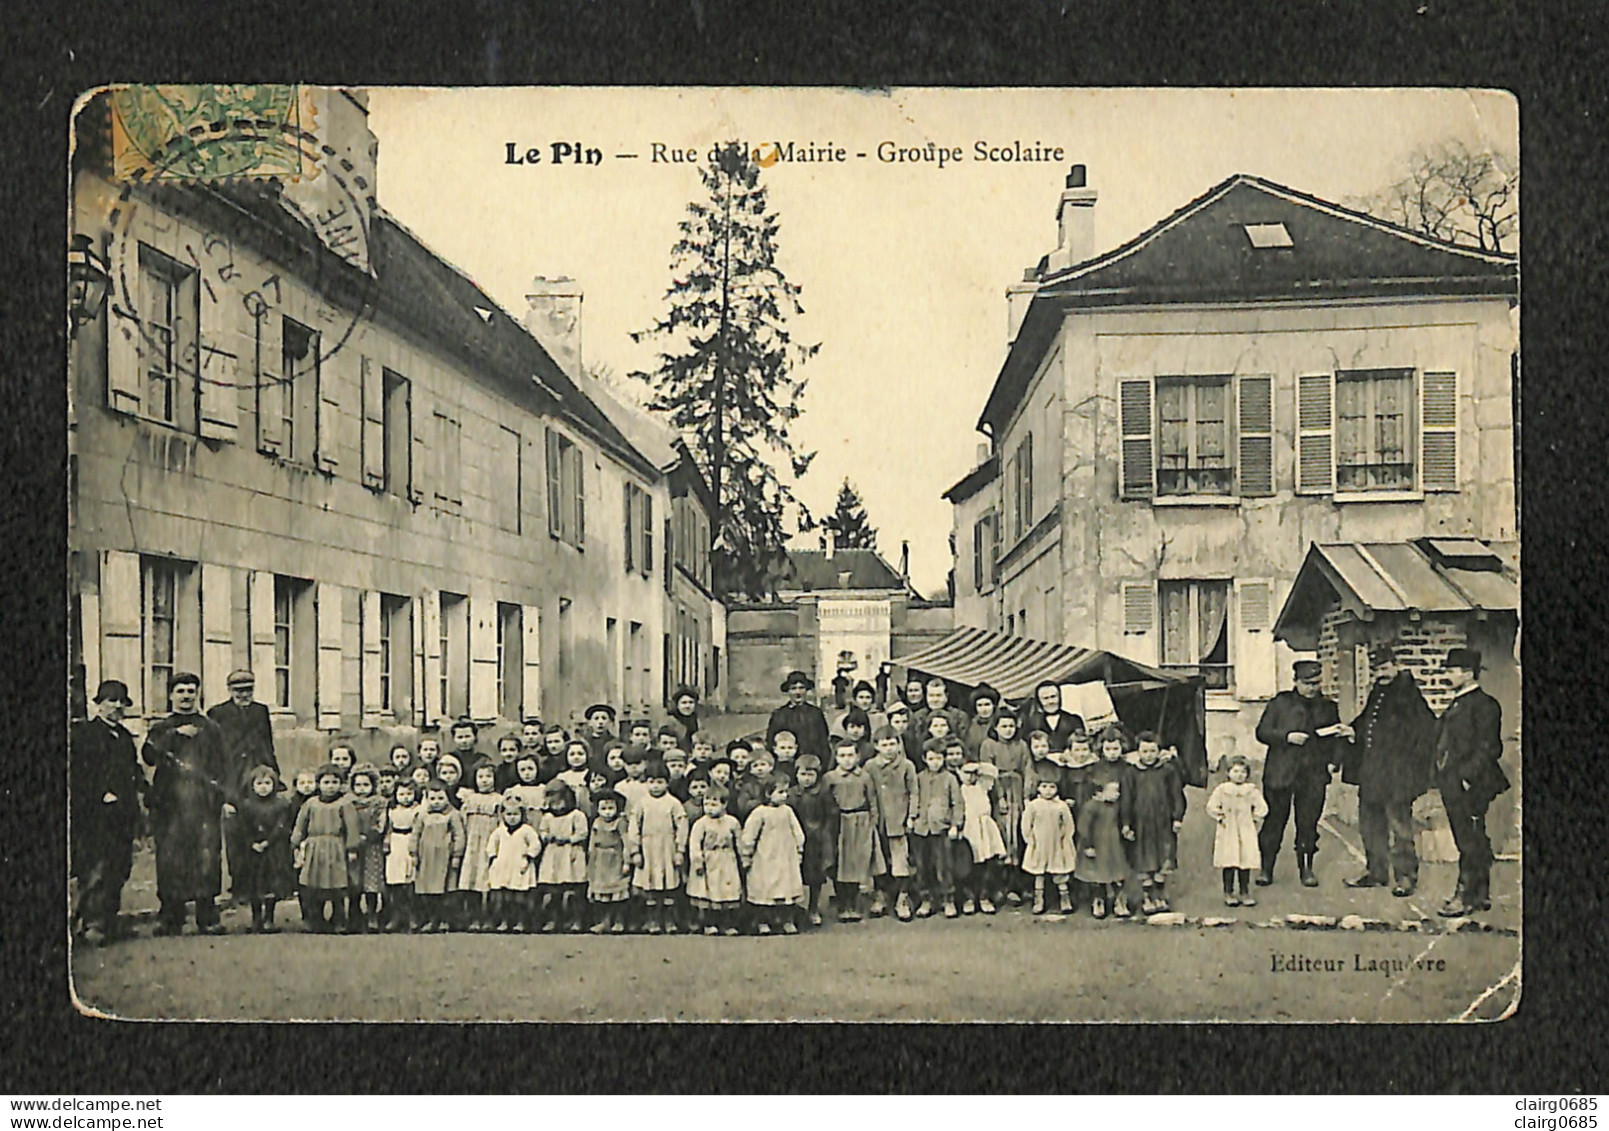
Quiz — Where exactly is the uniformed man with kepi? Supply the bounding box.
[1432,647,1509,917]
[1254,659,1352,887]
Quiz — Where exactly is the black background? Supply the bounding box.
[4,0,1606,1095]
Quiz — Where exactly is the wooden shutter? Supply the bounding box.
[200,564,234,709]
[248,571,277,704]
[409,596,426,726]
[255,312,284,455]
[521,603,542,719]
[1421,370,1459,491]
[197,290,238,442]
[316,583,344,730]
[81,590,103,702]
[360,589,383,727]
[1234,578,1276,701]
[468,596,498,721]
[1020,433,1034,532]
[106,306,142,416]
[409,395,431,505]
[315,360,340,472]
[1120,580,1157,665]
[623,483,635,572]
[1119,379,1155,499]
[574,449,586,545]
[972,520,985,591]
[420,589,442,727]
[360,356,385,488]
[100,551,144,719]
[546,428,563,538]
[1296,374,1334,494]
[642,492,653,577]
[1237,375,1274,497]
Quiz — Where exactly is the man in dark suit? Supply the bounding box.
[1255,660,1351,887]
[207,669,278,903]
[767,670,832,764]
[1342,643,1437,897]
[70,680,143,944]
[1432,647,1509,917]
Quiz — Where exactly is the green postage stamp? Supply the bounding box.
[109,83,314,182]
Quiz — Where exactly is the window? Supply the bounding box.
[272,577,294,709]
[623,483,653,576]
[1156,377,1233,496]
[1336,368,1414,491]
[1159,580,1232,691]
[629,621,646,712]
[607,616,622,706]
[546,429,585,546]
[1009,433,1034,540]
[139,252,184,425]
[1243,222,1293,249]
[380,593,410,714]
[433,411,463,510]
[623,486,635,573]
[146,560,178,710]
[256,315,319,462]
[496,602,522,719]
[970,510,1000,591]
[494,426,521,533]
[383,369,411,496]
[439,591,468,717]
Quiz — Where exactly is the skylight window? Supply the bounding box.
[1244,222,1294,249]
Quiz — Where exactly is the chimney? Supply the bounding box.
[1006,268,1038,345]
[975,441,991,467]
[899,540,911,585]
[284,88,379,274]
[1046,163,1097,275]
[523,276,585,376]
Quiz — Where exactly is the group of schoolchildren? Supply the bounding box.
[225,678,1270,937]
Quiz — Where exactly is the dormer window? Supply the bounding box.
[1243,222,1293,249]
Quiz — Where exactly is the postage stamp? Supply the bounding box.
[109,83,315,182]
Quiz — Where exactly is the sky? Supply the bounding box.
[365,87,1516,595]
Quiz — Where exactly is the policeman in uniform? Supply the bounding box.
[1254,659,1351,887]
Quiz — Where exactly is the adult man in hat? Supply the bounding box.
[70,679,142,944]
[582,703,618,763]
[910,678,971,753]
[1254,660,1351,887]
[1341,643,1437,897]
[142,671,232,935]
[837,679,886,739]
[1432,647,1509,917]
[767,671,831,763]
[207,669,278,902]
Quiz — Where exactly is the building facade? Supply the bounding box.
[947,167,1519,764]
[69,88,713,771]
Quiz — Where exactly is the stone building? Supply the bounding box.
[946,165,1518,764]
[68,88,715,770]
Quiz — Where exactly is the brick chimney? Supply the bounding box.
[283,88,379,274]
[523,276,584,376]
[1046,163,1097,275]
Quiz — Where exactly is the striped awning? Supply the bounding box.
[892,626,1193,702]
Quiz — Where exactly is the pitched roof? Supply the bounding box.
[980,173,1518,432]
[778,549,907,593]
[942,454,1000,504]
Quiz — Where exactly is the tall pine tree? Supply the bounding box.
[820,479,878,551]
[632,142,819,599]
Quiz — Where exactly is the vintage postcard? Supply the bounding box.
[66,86,1519,1022]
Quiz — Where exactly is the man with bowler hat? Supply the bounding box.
[1341,643,1436,897]
[1432,647,1509,916]
[1254,659,1351,887]
[70,680,142,944]
[142,671,232,935]
[208,669,278,901]
[767,671,832,764]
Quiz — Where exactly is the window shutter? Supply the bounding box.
[1119,379,1155,499]
[1421,370,1459,491]
[315,363,340,472]
[521,603,543,719]
[623,483,635,572]
[1120,581,1157,666]
[972,521,985,591]
[360,589,383,727]
[420,589,442,727]
[409,596,425,726]
[1237,375,1274,497]
[100,551,144,719]
[468,595,498,721]
[1234,578,1277,701]
[546,429,563,538]
[248,571,277,703]
[1020,433,1034,533]
[106,306,143,416]
[254,313,284,455]
[406,393,429,504]
[642,492,653,577]
[200,564,234,708]
[360,357,385,488]
[81,590,103,703]
[574,451,586,545]
[1296,373,1334,494]
[316,583,344,731]
[197,292,238,442]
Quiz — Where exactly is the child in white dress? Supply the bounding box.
[1205,755,1269,907]
[959,762,1007,914]
[485,797,542,930]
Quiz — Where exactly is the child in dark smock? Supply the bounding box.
[980,713,1030,904]
[787,755,835,927]
[1076,780,1131,919]
[234,765,294,933]
[586,790,632,933]
[1086,725,1138,918]
[411,781,466,932]
[820,738,885,922]
[1127,732,1187,914]
[345,764,388,934]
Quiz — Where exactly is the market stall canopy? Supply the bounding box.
[893,626,1195,701]
[1275,538,1519,650]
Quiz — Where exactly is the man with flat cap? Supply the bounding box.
[1341,643,1436,897]
[1254,659,1352,887]
[1432,647,1509,917]
[70,679,142,944]
[208,669,278,901]
[767,670,832,764]
[142,671,233,935]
